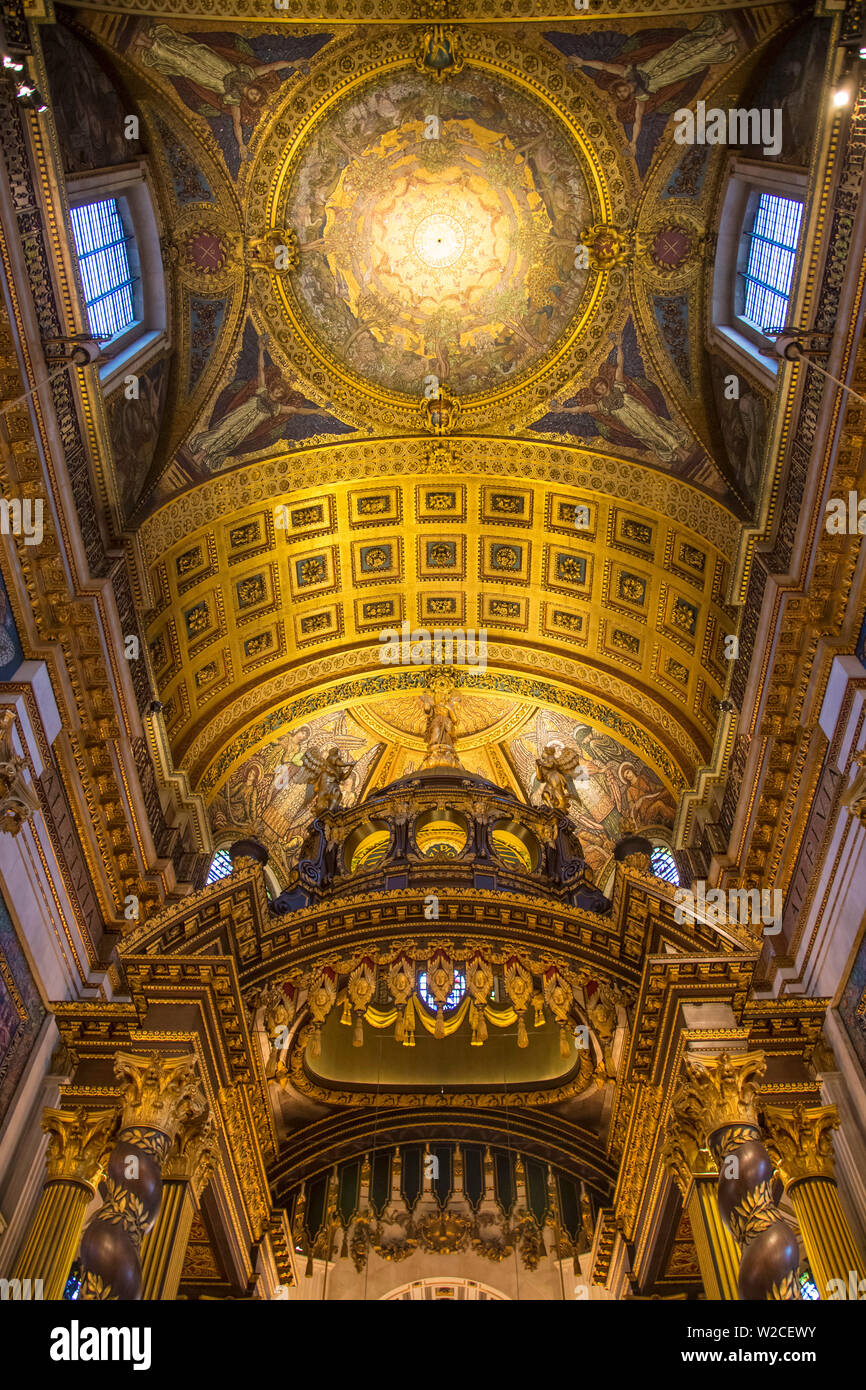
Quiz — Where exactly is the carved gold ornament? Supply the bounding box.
[306,966,338,1058]
[42,1107,118,1188]
[348,957,376,1046]
[414,25,466,82]
[763,1103,840,1186]
[505,956,534,1048]
[114,1052,202,1141]
[581,223,635,271]
[423,387,460,436]
[0,707,39,835]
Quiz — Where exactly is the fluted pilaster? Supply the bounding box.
[13,1107,116,1299]
[662,1102,739,1300]
[139,1109,218,1300]
[764,1104,866,1298]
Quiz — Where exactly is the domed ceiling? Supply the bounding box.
[46,7,813,869]
[251,27,627,433]
[283,65,597,400]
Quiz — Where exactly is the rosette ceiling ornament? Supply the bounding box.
[250,29,629,432]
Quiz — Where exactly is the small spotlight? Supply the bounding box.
[15,83,47,112]
[833,87,851,107]
[861,45,866,60]
[2,55,24,72]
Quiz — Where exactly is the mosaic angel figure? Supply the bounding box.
[563,14,739,164]
[130,24,297,161]
[187,334,324,473]
[551,336,691,465]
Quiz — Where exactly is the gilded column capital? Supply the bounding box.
[763,1103,840,1186]
[0,706,40,835]
[661,1110,714,1195]
[163,1109,219,1197]
[42,1107,117,1188]
[678,1050,766,1140]
[114,1051,201,1140]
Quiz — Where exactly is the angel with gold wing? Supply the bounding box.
[301,745,354,815]
[535,740,584,814]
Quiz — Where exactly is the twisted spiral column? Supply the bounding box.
[12,1107,117,1299]
[673,1052,801,1300]
[77,1052,204,1300]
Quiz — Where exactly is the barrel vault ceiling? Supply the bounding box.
[35,3,820,874]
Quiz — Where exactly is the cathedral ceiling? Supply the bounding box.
[33,4,828,879]
[137,444,737,877]
[54,7,807,520]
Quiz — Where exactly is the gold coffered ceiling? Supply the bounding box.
[139,438,738,792]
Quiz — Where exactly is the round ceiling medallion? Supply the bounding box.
[185,229,227,274]
[412,211,466,269]
[273,60,611,412]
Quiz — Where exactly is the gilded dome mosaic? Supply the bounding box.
[282,66,598,400]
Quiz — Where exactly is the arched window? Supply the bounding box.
[206,847,233,885]
[66,162,167,389]
[650,845,680,886]
[70,199,137,339]
[711,160,807,384]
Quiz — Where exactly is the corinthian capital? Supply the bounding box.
[661,1098,714,1194]
[114,1051,201,1140]
[164,1108,219,1197]
[674,1051,766,1143]
[763,1103,840,1186]
[43,1107,117,1187]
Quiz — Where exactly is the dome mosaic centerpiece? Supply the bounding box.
[271,58,612,414]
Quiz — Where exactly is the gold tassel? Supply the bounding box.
[341,1230,349,1259]
[395,1012,404,1043]
[353,1012,364,1047]
[340,995,352,1026]
[559,1024,571,1059]
[517,1014,528,1048]
[305,1254,314,1278]
[435,1004,445,1039]
[309,1025,322,1059]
